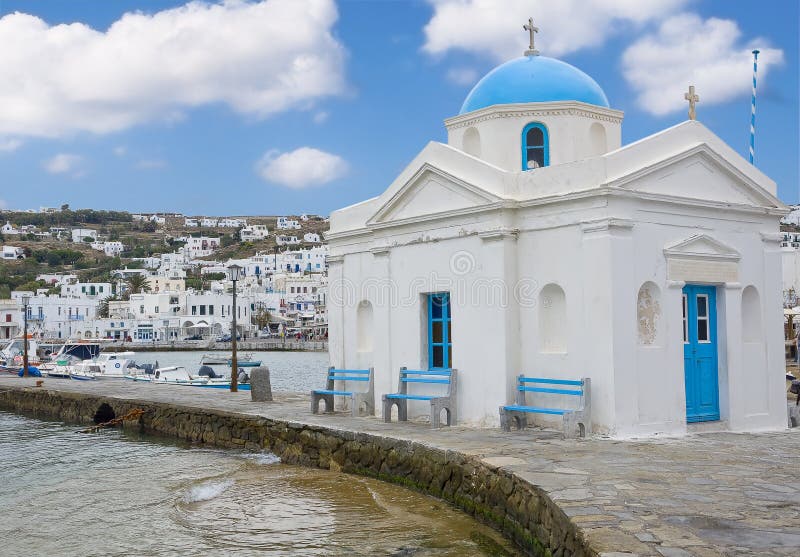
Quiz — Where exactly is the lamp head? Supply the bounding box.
[227,264,243,282]
[21,295,30,306]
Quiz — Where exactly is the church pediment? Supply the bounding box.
[611,145,780,208]
[367,164,501,226]
[663,234,740,261]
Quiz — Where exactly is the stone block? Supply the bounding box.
[250,366,273,402]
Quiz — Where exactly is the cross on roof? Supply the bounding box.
[523,17,539,56]
[684,85,700,121]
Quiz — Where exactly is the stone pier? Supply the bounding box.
[1,377,798,557]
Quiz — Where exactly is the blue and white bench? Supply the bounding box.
[311,367,374,417]
[499,375,591,438]
[382,367,457,428]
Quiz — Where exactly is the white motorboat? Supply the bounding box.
[69,361,103,381]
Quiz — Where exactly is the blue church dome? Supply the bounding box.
[460,55,610,114]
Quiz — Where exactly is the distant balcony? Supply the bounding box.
[68,315,85,321]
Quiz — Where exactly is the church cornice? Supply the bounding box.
[444,101,624,130]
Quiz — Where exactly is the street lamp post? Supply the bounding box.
[227,264,243,392]
[21,295,30,377]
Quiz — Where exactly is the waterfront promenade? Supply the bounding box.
[1,376,797,557]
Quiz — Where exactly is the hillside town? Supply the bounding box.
[0,208,329,344]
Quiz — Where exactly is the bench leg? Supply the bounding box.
[499,407,510,432]
[312,393,334,414]
[499,410,528,432]
[430,398,455,428]
[563,412,590,439]
[352,393,374,417]
[382,397,406,423]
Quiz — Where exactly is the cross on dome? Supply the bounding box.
[523,17,539,56]
[684,85,700,121]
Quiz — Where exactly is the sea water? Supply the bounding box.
[0,411,517,556]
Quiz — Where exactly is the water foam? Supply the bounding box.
[182,479,234,503]
[243,452,281,465]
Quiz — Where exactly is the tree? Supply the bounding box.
[252,305,272,330]
[97,296,116,318]
[125,274,151,296]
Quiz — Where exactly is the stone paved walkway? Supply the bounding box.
[1,376,798,557]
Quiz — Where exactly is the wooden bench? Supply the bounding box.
[311,367,374,417]
[382,367,457,428]
[499,375,591,438]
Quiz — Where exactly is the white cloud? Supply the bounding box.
[255,147,348,189]
[622,14,784,116]
[44,153,84,177]
[423,0,688,61]
[446,67,479,86]
[113,146,127,157]
[312,111,330,124]
[0,0,347,138]
[0,138,22,152]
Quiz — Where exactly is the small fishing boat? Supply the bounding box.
[0,335,42,373]
[226,358,261,367]
[200,353,258,366]
[69,361,103,381]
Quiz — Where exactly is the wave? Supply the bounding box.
[242,452,281,465]
[182,479,234,503]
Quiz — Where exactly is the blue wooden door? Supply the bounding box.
[682,285,720,422]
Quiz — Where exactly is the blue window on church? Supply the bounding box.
[522,122,549,170]
[428,293,452,369]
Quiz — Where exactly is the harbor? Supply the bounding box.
[1,376,798,557]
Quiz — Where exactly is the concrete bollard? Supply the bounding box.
[250,366,273,402]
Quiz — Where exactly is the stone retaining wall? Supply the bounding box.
[0,387,594,557]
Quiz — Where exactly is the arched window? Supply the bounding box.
[522,122,549,170]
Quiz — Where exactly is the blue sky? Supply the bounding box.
[0,0,797,215]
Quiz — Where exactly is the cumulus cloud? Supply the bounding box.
[622,14,784,116]
[0,0,347,138]
[0,138,22,152]
[44,153,84,177]
[255,147,348,189]
[446,67,479,86]
[423,0,688,61]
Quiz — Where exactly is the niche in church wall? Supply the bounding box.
[589,122,607,157]
[462,126,482,158]
[741,285,768,415]
[356,300,374,354]
[539,283,567,353]
[637,281,662,346]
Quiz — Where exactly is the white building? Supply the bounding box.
[10,292,99,339]
[1,246,25,260]
[241,225,269,241]
[185,218,199,227]
[277,217,301,230]
[276,235,300,246]
[183,236,221,258]
[0,299,20,339]
[303,232,321,243]
[1,222,18,235]
[150,214,166,225]
[132,214,147,222]
[71,228,97,243]
[201,218,219,228]
[327,42,787,436]
[61,282,113,299]
[91,241,124,257]
[219,218,246,228]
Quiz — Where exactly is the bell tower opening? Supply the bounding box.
[522,122,549,170]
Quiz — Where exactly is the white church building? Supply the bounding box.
[327,33,788,437]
